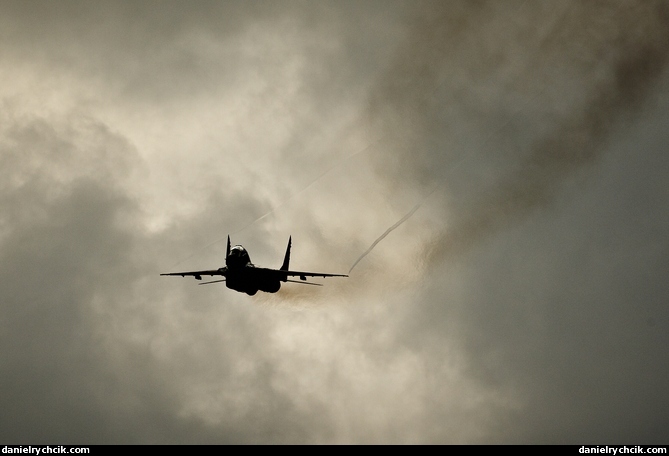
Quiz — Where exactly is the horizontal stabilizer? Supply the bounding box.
[198,279,227,285]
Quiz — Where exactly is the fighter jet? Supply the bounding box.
[161,236,347,295]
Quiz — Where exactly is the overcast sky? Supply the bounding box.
[1,0,668,444]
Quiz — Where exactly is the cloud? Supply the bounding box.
[0,111,142,442]
[361,0,669,443]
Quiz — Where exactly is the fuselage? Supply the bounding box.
[224,245,282,295]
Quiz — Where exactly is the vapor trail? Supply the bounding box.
[231,144,376,235]
[170,141,379,269]
[349,184,439,274]
[348,204,420,274]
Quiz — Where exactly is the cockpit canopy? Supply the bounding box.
[226,245,251,269]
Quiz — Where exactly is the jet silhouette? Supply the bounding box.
[161,236,347,295]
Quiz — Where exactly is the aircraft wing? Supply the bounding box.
[282,269,348,279]
[160,269,225,280]
[248,267,348,280]
[248,267,346,287]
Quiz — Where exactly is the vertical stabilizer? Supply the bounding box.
[281,236,291,271]
[226,235,231,258]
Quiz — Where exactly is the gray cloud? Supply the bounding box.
[0,112,141,442]
[362,0,669,443]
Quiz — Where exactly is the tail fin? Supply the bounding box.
[280,236,291,271]
[226,235,231,258]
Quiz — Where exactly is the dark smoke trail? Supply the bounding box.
[428,3,669,264]
[362,1,669,266]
